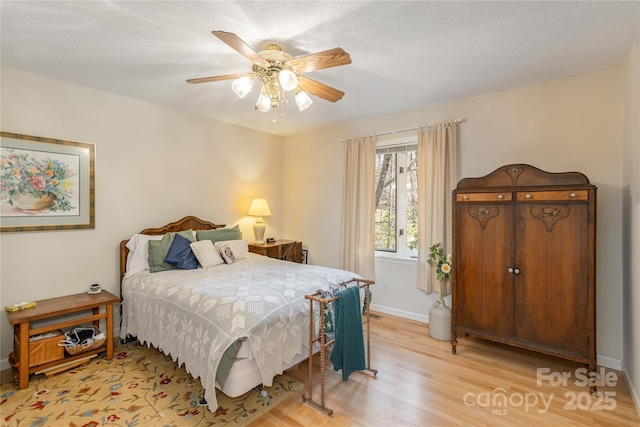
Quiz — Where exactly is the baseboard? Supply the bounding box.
[369,303,428,324]
[0,358,10,373]
[621,361,640,417]
[598,354,622,370]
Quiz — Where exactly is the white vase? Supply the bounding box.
[429,299,452,341]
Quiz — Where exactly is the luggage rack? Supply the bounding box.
[302,278,378,415]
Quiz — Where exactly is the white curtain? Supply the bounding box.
[416,121,458,294]
[339,135,376,280]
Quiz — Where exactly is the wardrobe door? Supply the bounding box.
[455,200,515,337]
[514,197,591,355]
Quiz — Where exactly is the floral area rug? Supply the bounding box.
[0,341,302,426]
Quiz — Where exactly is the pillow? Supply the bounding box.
[214,239,249,260]
[125,233,164,277]
[218,243,236,264]
[148,230,195,273]
[190,240,225,268]
[196,225,242,243]
[164,233,199,270]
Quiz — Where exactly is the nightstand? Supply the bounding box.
[249,240,303,263]
[6,290,120,389]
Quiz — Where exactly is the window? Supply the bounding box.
[375,138,418,257]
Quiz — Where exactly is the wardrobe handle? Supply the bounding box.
[525,194,532,199]
[514,268,520,275]
[497,194,504,199]
[570,192,577,198]
[508,267,514,274]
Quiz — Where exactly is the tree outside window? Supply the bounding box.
[375,142,418,257]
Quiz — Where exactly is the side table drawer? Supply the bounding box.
[13,330,64,368]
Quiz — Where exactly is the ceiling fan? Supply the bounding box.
[187,31,351,115]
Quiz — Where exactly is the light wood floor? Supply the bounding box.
[256,312,640,427]
[2,313,638,426]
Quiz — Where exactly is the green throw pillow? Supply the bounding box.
[196,225,242,243]
[148,230,195,273]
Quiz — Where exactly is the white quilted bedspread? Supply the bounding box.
[120,253,358,411]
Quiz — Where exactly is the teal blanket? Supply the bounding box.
[329,286,366,381]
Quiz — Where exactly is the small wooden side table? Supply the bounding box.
[249,240,303,263]
[5,290,120,389]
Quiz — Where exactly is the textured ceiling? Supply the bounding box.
[1,1,639,136]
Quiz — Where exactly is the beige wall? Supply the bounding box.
[1,62,636,405]
[0,66,284,367]
[283,67,626,367]
[622,43,640,412]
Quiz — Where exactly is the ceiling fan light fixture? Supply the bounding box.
[188,32,352,119]
[231,75,254,98]
[295,90,313,111]
[256,87,272,112]
[278,69,298,92]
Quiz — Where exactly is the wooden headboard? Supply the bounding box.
[119,216,225,294]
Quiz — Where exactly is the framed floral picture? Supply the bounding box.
[0,132,95,232]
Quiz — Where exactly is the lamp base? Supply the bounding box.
[253,221,266,245]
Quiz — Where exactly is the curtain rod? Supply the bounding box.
[341,118,465,141]
[375,118,465,138]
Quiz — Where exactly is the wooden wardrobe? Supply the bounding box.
[451,164,597,372]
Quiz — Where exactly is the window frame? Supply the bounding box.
[375,136,419,259]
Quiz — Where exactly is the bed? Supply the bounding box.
[118,216,360,412]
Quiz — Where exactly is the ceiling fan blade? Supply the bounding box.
[212,30,264,63]
[298,76,345,102]
[186,73,247,84]
[288,48,351,73]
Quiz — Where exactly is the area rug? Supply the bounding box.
[0,341,302,426]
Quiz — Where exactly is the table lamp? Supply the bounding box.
[248,198,271,244]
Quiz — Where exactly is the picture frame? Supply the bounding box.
[1,132,95,232]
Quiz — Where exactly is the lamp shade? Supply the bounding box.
[248,198,272,217]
